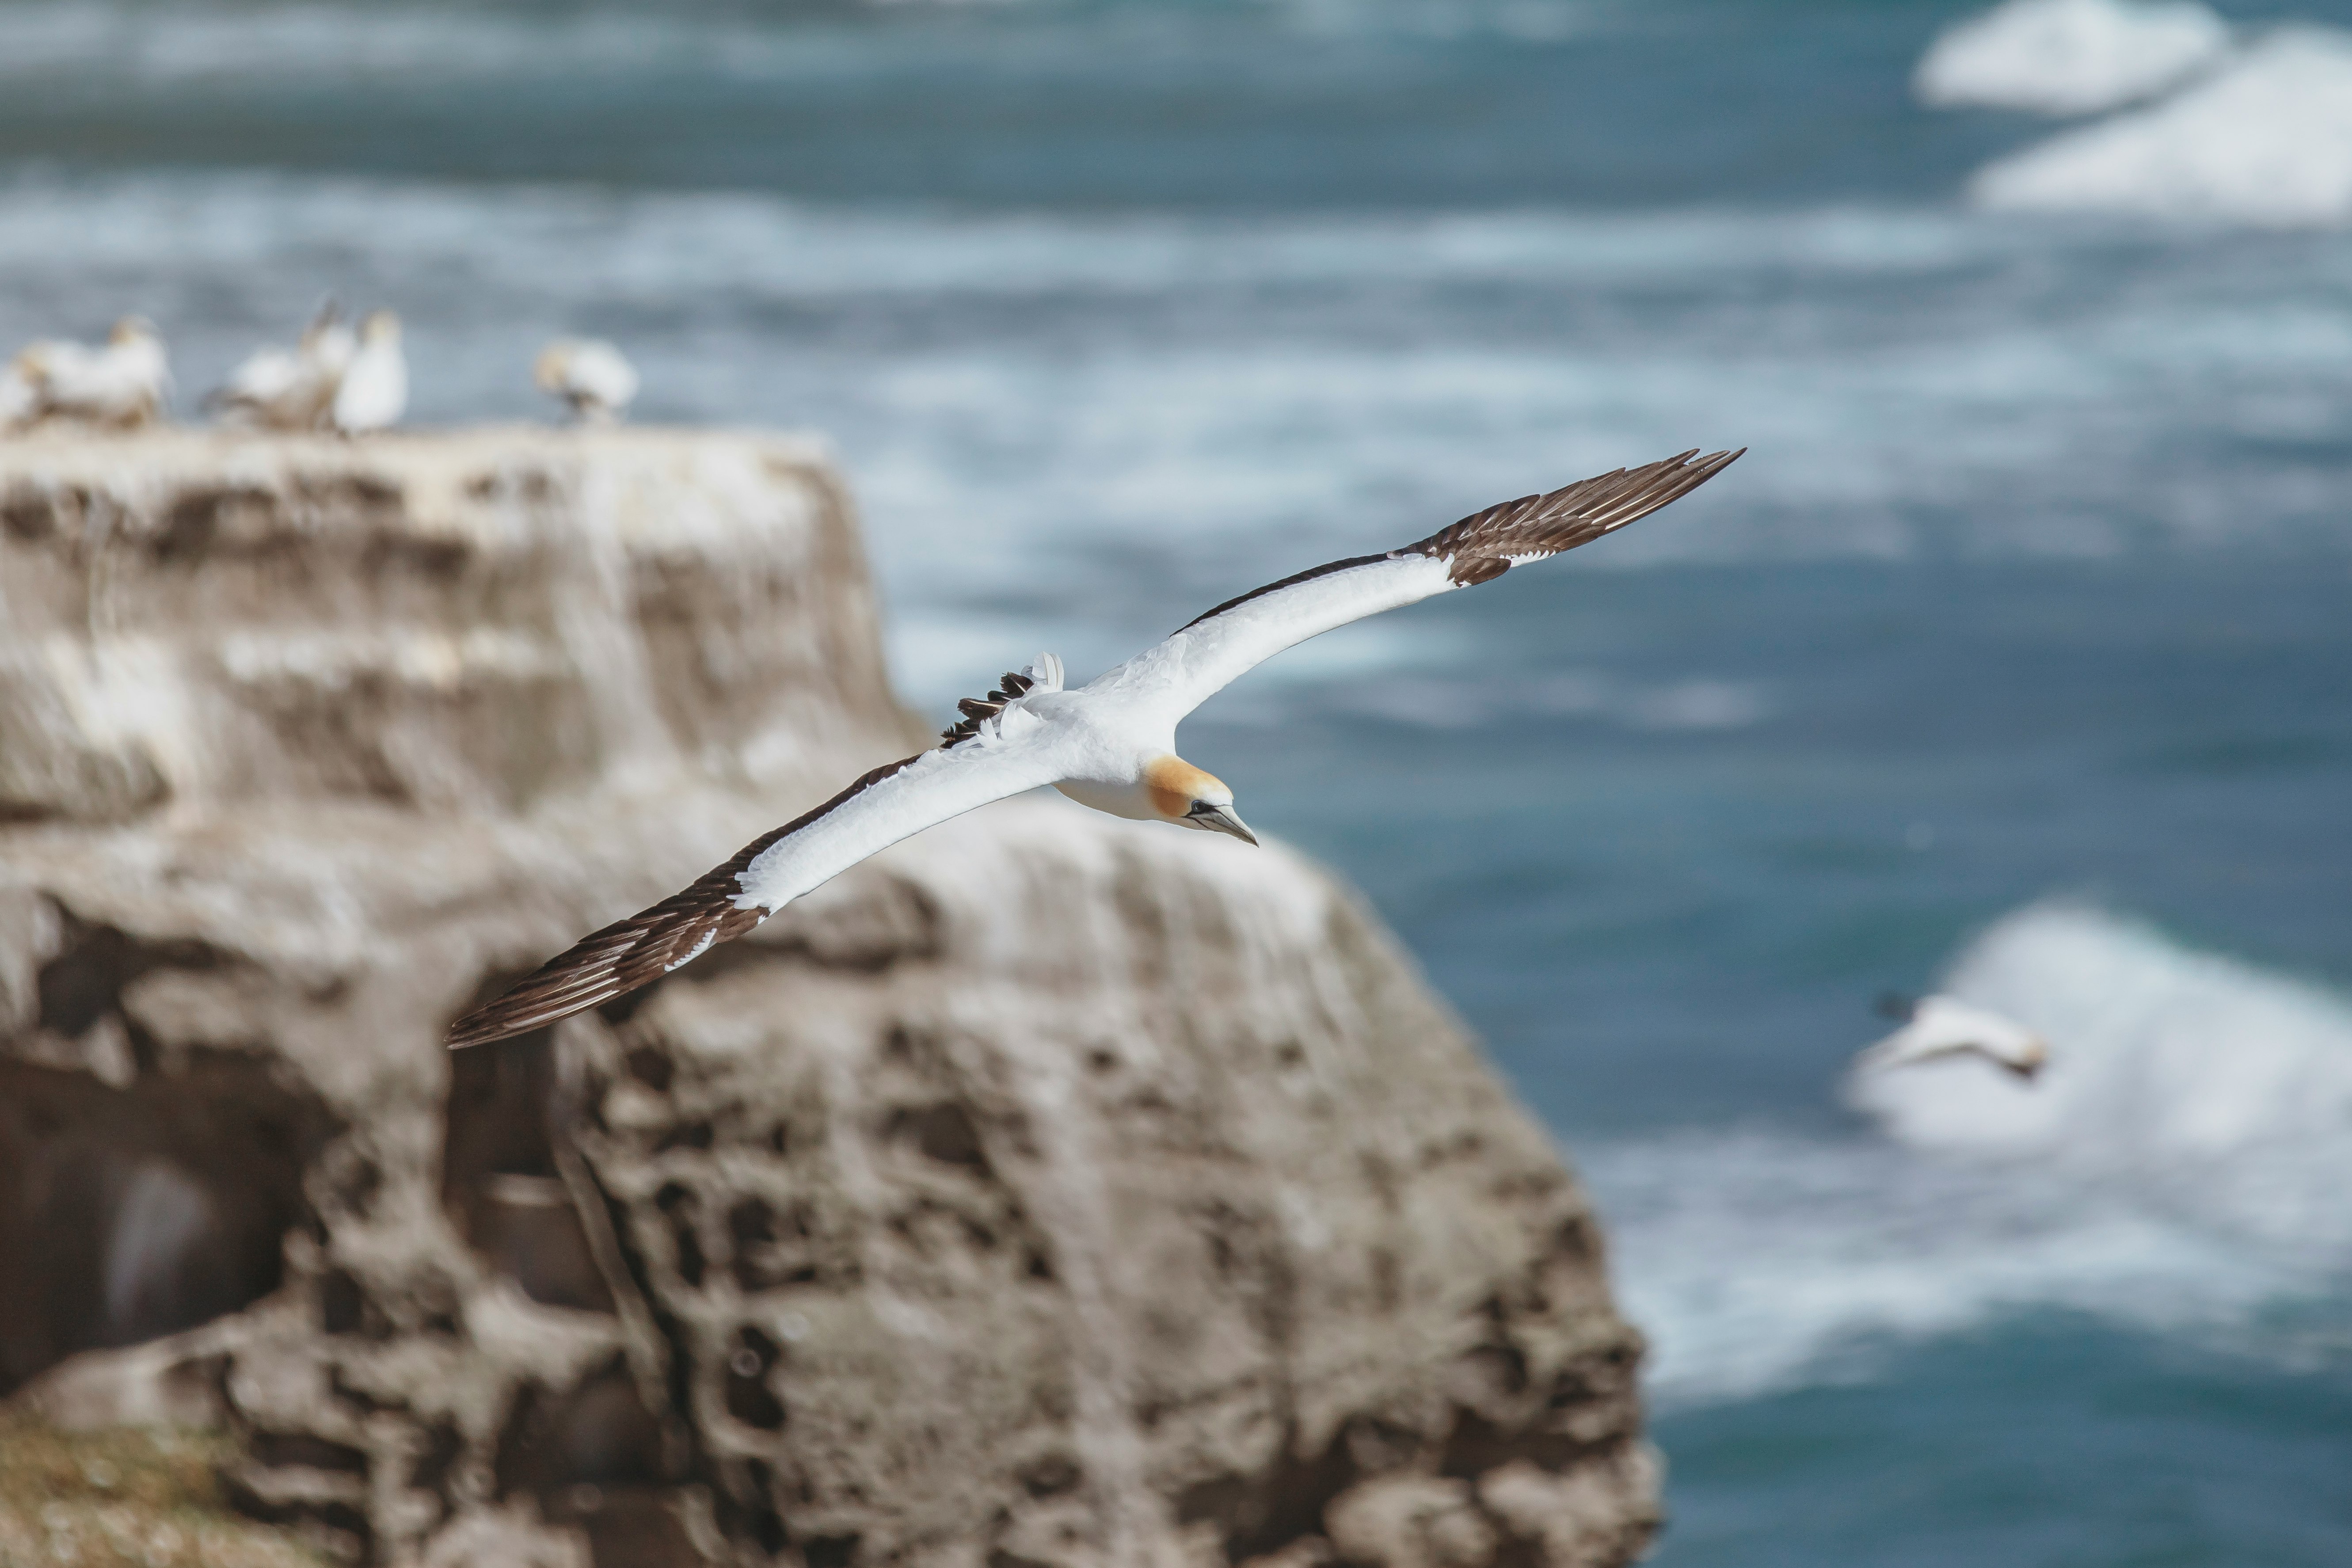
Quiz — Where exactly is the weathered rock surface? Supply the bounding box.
[0,429,1656,1568]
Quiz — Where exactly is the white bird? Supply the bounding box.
[535,338,639,424]
[211,304,358,431]
[330,310,407,435]
[1855,993,2050,1081]
[0,364,34,430]
[14,317,171,429]
[449,447,1741,1048]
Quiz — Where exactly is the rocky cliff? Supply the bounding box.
[0,428,1657,1568]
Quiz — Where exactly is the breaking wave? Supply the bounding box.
[1916,0,2230,116]
[1591,903,2352,1407]
[1968,26,2352,227]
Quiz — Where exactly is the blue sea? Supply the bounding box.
[4,0,2349,1560]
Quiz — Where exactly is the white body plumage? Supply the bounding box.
[1855,994,2051,1081]
[13,317,171,428]
[0,364,34,430]
[535,338,639,424]
[331,312,407,435]
[215,306,357,430]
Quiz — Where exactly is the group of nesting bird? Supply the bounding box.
[1,306,639,434]
[2,316,173,431]
[208,304,407,434]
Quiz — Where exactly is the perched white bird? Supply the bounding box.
[535,338,639,424]
[211,304,358,430]
[14,317,171,429]
[330,310,407,435]
[0,364,34,430]
[1856,993,2050,1081]
[448,447,1743,1048]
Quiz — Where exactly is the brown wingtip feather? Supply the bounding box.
[1174,447,1743,636]
[445,754,923,1050]
[1410,446,1743,585]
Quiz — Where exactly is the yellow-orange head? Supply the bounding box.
[1144,755,1255,844]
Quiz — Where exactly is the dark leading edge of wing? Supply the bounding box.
[446,757,916,1050]
[1177,447,1742,632]
[452,655,1071,1050]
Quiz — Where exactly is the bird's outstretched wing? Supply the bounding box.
[1106,448,1742,716]
[448,677,1074,1050]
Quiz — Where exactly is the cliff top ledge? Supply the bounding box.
[1,426,905,827]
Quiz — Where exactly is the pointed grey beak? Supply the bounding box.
[1187,802,1258,845]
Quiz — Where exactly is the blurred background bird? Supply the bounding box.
[208,302,356,430]
[329,310,406,435]
[0,362,34,431]
[534,337,638,424]
[10,317,170,429]
[1855,993,2051,1081]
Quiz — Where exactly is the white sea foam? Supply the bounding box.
[1971,27,2352,227]
[1593,903,2352,1407]
[1304,668,1774,732]
[1916,0,2230,115]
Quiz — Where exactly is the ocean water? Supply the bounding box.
[4,0,2350,1560]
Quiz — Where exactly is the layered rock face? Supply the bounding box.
[0,429,1656,1568]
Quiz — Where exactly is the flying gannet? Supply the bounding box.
[1856,993,2049,1081]
[331,311,407,435]
[13,317,171,429]
[535,338,639,424]
[210,304,358,430]
[448,447,1743,1049]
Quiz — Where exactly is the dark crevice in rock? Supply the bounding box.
[552,1486,709,1568]
[655,1120,715,1154]
[498,1359,671,1499]
[1183,1419,1366,1564]
[250,1430,369,1475]
[222,1476,373,1566]
[1018,1454,1081,1500]
[410,1421,464,1528]
[35,907,239,1039]
[724,1327,786,1433]
[804,1533,861,1567]
[0,1049,332,1395]
[316,1268,369,1336]
[626,1047,676,1092]
[1438,1407,1621,1483]
[441,1021,617,1312]
[884,1102,992,1177]
[556,1036,792,1564]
